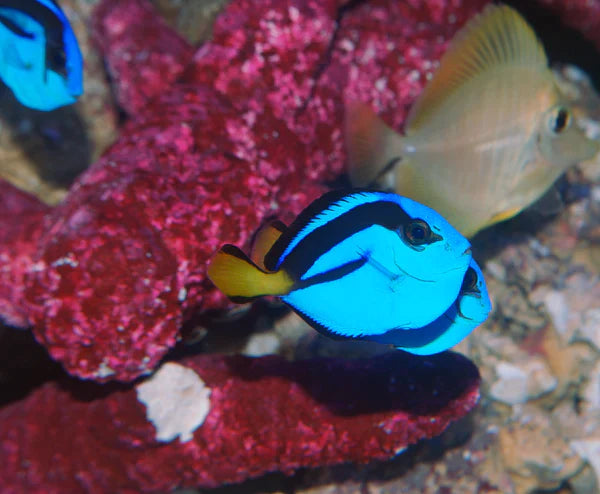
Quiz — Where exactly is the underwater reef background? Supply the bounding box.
[2,0,600,492]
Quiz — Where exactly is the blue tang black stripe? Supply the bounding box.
[264,189,412,280]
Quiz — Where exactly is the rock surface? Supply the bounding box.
[0,352,480,493]
[2,0,600,492]
[2,0,488,381]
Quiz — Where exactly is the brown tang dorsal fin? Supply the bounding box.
[406,4,548,133]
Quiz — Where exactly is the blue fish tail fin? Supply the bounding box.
[250,220,287,270]
[207,244,294,302]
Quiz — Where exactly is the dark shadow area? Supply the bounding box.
[470,173,587,265]
[505,0,600,90]
[222,350,479,417]
[470,206,558,264]
[0,323,129,405]
[0,324,65,406]
[175,299,290,356]
[56,373,132,403]
[0,82,93,189]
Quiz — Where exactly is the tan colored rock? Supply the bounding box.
[568,464,600,494]
[489,359,557,405]
[583,361,600,412]
[498,406,584,493]
[540,324,596,403]
[570,440,600,492]
[152,0,230,44]
[537,271,600,351]
[470,333,559,405]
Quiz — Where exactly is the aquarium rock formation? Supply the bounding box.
[0,352,479,492]
[2,0,600,491]
[1,0,488,381]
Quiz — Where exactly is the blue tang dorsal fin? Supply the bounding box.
[264,189,411,277]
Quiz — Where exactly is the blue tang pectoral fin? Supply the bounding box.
[361,251,409,291]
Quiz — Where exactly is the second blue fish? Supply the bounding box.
[0,0,83,110]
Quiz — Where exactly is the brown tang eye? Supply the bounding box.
[461,267,479,293]
[547,106,571,134]
[404,219,432,246]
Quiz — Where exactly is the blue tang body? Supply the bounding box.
[0,0,83,110]
[208,189,473,341]
[370,259,491,354]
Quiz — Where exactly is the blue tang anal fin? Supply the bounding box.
[207,244,295,303]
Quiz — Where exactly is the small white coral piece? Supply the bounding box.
[490,359,557,405]
[136,362,211,443]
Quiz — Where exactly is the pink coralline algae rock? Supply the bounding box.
[0,351,480,493]
[26,0,352,381]
[92,0,194,115]
[20,0,489,382]
[3,0,593,381]
[0,180,49,329]
[328,0,488,130]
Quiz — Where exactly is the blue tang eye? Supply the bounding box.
[404,219,431,245]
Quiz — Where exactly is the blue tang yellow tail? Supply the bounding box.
[208,189,473,341]
[0,0,83,110]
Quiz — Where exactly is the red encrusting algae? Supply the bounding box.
[0,351,480,492]
[21,0,488,381]
[0,179,49,329]
[0,0,594,381]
